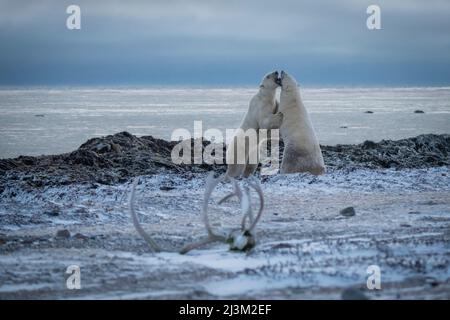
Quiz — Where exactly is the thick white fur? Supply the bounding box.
[226,71,283,178]
[279,71,325,175]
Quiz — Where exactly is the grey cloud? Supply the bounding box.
[0,0,449,85]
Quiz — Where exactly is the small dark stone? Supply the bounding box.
[160,186,175,191]
[95,143,111,153]
[362,140,377,149]
[340,207,356,217]
[21,157,36,165]
[55,229,71,239]
[44,208,60,216]
[414,110,425,113]
[74,233,89,240]
[111,143,122,153]
[75,207,88,214]
[22,238,34,245]
[340,126,348,129]
[425,277,440,287]
[400,224,412,227]
[364,111,374,113]
[341,288,369,300]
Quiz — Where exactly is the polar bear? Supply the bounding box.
[278,71,325,175]
[225,71,283,178]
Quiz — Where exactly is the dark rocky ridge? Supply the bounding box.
[0,132,449,187]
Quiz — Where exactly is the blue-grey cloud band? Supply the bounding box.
[1,0,449,85]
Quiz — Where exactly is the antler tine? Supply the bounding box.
[246,178,265,233]
[202,172,227,240]
[240,184,254,230]
[217,193,234,205]
[217,176,242,205]
[179,237,218,255]
[129,177,161,253]
[180,172,227,254]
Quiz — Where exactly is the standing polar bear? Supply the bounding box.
[279,71,326,175]
[225,71,283,178]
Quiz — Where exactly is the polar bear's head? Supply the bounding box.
[280,70,298,92]
[260,71,281,90]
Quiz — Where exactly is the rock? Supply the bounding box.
[272,243,294,249]
[425,277,440,287]
[34,114,45,117]
[340,207,356,217]
[20,156,36,166]
[1,133,449,188]
[75,207,88,214]
[365,111,374,113]
[362,140,377,149]
[340,126,348,129]
[160,186,175,191]
[44,208,60,217]
[414,110,425,113]
[321,134,450,170]
[421,200,438,205]
[111,143,122,154]
[341,288,369,300]
[55,229,71,239]
[74,233,89,240]
[95,143,111,153]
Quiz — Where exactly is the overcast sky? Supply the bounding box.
[1,0,450,86]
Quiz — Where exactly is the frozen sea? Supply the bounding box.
[0,86,449,159]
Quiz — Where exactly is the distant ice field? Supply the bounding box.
[0,86,449,158]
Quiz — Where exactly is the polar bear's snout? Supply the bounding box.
[274,71,282,85]
[279,70,296,89]
[262,71,281,88]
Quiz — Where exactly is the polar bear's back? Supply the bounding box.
[279,87,326,175]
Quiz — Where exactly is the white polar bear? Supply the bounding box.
[278,71,326,175]
[225,71,283,178]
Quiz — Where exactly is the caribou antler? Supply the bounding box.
[180,173,265,254]
[245,178,264,232]
[129,177,161,253]
[180,172,227,254]
[129,172,265,255]
[218,177,264,232]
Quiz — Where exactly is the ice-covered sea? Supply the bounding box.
[0,86,450,159]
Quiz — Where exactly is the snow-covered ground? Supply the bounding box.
[0,167,449,299]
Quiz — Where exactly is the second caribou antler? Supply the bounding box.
[180,172,265,254]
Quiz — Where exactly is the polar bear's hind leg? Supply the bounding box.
[281,146,325,175]
[243,163,258,177]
